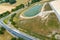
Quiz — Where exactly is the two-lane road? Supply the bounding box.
[0,20,39,40]
[0,4,40,40]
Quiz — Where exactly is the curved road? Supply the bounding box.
[0,8,40,40]
[0,2,54,40]
[0,21,39,40]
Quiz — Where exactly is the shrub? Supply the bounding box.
[11,4,24,12]
[9,0,16,4]
[31,0,41,4]
[1,27,5,31]
[0,11,10,18]
[5,0,9,2]
[18,37,24,40]
[11,37,17,40]
[0,31,4,34]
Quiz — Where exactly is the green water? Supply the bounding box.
[23,4,43,17]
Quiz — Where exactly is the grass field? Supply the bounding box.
[9,12,60,40]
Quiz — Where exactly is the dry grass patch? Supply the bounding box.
[0,0,29,7]
[0,31,12,40]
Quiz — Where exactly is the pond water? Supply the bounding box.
[23,4,43,17]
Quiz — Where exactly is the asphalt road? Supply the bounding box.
[0,8,39,40]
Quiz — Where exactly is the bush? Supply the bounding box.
[10,13,16,25]
[16,4,24,9]
[9,0,16,4]
[0,11,10,18]
[1,27,5,31]
[11,21,16,25]
[5,0,9,2]
[11,4,24,12]
[11,37,17,40]
[31,0,41,4]
[11,9,16,12]
[0,31,4,34]
[11,37,24,40]
[18,37,24,40]
[0,27,5,35]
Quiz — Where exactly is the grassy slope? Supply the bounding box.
[12,12,60,39]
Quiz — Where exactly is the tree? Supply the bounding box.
[31,0,41,4]
[16,4,24,9]
[18,37,24,40]
[5,0,9,2]
[0,31,4,34]
[1,27,5,31]
[9,0,16,4]
[11,8,16,12]
[0,27,5,34]
[10,13,16,25]
[0,11,10,18]
[11,4,25,12]
[11,21,16,25]
[11,37,17,40]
